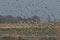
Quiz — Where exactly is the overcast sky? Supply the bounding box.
[0,0,60,19]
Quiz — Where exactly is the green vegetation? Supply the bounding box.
[0,27,56,34]
[0,26,57,40]
[0,36,27,40]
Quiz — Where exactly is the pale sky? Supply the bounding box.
[0,0,60,19]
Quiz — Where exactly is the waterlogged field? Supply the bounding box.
[0,23,59,40]
[0,27,56,34]
[0,28,57,40]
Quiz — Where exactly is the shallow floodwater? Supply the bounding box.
[0,34,58,40]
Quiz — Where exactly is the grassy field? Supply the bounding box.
[0,23,58,28]
[0,28,57,40]
[0,23,59,40]
[0,23,60,34]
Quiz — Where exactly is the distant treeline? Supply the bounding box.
[0,15,59,24]
[0,15,40,24]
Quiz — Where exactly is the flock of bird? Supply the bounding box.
[0,0,59,23]
[0,0,50,17]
